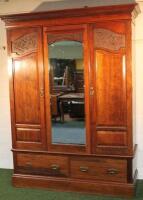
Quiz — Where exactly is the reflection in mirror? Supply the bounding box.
[48,39,85,145]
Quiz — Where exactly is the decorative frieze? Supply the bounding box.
[94,28,125,51]
[12,32,38,56]
[48,32,83,44]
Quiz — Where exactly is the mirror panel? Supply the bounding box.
[48,35,86,145]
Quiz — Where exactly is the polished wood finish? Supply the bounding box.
[2,3,139,198]
[95,50,126,126]
[12,173,136,198]
[70,157,127,182]
[96,131,127,146]
[7,27,47,150]
[91,21,131,156]
[1,4,139,23]
[14,54,40,124]
[16,153,69,177]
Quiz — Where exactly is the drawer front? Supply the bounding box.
[16,153,69,177]
[70,158,127,182]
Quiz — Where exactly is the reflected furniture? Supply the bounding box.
[59,93,84,122]
[69,101,84,118]
[50,93,62,121]
[1,3,139,198]
[74,70,84,92]
[49,58,76,93]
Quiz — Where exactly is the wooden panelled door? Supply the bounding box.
[90,22,131,155]
[43,25,91,153]
[8,27,47,150]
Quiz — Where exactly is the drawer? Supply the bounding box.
[16,153,69,177]
[70,157,127,182]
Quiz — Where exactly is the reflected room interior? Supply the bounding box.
[48,40,85,145]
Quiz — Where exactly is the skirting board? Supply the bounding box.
[12,173,137,198]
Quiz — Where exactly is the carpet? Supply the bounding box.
[52,120,85,144]
[0,169,143,200]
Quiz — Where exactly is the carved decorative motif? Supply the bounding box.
[12,32,38,56]
[94,28,125,51]
[48,32,83,44]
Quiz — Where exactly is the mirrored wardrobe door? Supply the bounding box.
[44,26,90,153]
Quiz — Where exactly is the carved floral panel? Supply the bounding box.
[48,32,83,44]
[12,32,38,56]
[94,28,125,51]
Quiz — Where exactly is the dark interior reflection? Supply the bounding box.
[48,40,85,145]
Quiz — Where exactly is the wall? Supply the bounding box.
[0,0,143,178]
[0,19,12,168]
[134,4,143,178]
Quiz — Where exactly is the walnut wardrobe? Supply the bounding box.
[1,3,140,197]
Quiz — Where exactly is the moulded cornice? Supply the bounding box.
[0,3,140,24]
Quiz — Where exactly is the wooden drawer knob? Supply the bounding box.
[50,164,60,171]
[80,166,89,172]
[25,162,32,168]
[107,168,119,175]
